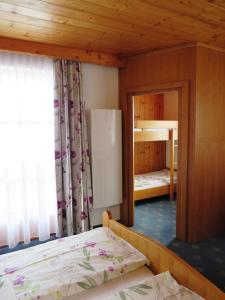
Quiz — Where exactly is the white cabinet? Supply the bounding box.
[90,109,122,209]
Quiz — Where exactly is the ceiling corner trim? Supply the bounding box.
[195,42,225,54]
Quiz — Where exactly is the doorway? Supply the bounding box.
[120,81,189,242]
[132,90,178,245]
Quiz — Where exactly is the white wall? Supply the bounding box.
[81,63,120,226]
[82,63,119,109]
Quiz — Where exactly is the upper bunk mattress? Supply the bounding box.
[134,169,177,191]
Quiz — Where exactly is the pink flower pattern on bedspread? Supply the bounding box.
[0,228,147,300]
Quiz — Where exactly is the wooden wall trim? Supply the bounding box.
[0,36,125,68]
[126,43,197,61]
[196,42,225,54]
[125,42,225,63]
[125,81,189,93]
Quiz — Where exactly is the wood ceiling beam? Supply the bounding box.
[0,36,125,67]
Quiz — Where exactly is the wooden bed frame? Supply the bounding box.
[134,120,178,201]
[103,211,225,300]
[134,183,177,201]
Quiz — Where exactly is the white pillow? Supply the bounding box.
[107,271,205,300]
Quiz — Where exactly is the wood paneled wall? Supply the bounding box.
[120,44,225,242]
[134,94,166,175]
[119,45,196,241]
[164,91,179,120]
[187,46,225,241]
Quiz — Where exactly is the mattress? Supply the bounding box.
[134,169,177,191]
[66,265,153,300]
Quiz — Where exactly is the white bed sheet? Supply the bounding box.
[134,169,177,191]
[66,266,153,300]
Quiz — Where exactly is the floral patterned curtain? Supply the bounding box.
[54,60,93,237]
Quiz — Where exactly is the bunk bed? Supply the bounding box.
[134,120,178,201]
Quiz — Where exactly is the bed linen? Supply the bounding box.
[66,266,153,300]
[134,169,177,191]
[0,227,147,300]
[106,271,204,300]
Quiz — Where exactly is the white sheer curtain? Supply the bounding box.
[0,52,58,248]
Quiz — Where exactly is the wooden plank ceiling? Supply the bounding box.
[0,0,225,57]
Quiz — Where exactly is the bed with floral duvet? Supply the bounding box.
[0,218,222,300]
[0,227,147,300]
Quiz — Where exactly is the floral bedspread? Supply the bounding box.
[134,169,177,191]
[0,227,147,300]
[107,271,204,300]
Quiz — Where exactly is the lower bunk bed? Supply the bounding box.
[134,168,177,201]
[0,211,224,300]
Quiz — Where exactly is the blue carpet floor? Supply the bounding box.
[133,196,225,292]
[168,236,225,293]
[133,197,176,245]
[0,236,56,255]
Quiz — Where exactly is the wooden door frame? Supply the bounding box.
[120,81,189,241]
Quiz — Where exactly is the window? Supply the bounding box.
[0,52,58,248]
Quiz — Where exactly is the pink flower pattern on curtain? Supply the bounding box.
[54,60,93,237]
